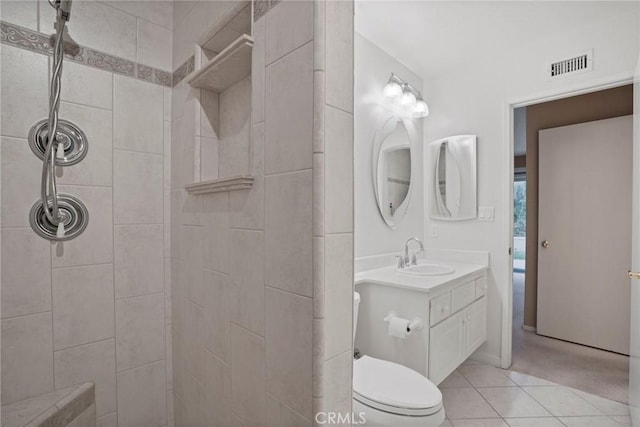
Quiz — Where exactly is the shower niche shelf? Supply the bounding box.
[186,34,253,93]
[185,175,253,195]
[182,2,254,194]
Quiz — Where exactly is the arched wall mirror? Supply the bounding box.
[372,118,416,228]
[429,135,477,221]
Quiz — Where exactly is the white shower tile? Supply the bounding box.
[265,0,313,65]
[265,42,313,174]
[40,0,137,61]
[230,122,265,230]
[231,324,266,427]
[323,234,353,360]
[115,293,165,371]
[204,269,232,363]
[52,185,113,268]
[113,75,164,153]
[181,225,204,305]
[1,228,51,319]
[203,193,229,273]
[164,86,172,122]
[113,150,163,224]
[114,224,164,299]
[219,77,251,177]
[199,136,219,181]
[183,300,205,381]
[1,0,38,30]
[200,89,219,139]
[52,264,114,350]
[58,102,112,187]
[205,352,232,427]
[61,61,113,110]
[322,350,352,420]
[1,312,54,404]
[0,137,42,227]
[137,18,173,71]
[117,361,167,427]
[265,287,313,419]
[252,17,266,124]
[324,106,353,233]
[325,0,354,113]
[265,170,313,296]
[103,0,173,30]
[54,338,117,417]
[266,394,311,427]
[96,411,118,427]
[0,45,48,139]
[230,229,265,336]
[164,121,172,190]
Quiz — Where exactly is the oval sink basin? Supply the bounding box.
[397,263,455,276]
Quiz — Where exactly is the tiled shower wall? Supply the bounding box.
[169,0,354,425]
[0,1,173,426]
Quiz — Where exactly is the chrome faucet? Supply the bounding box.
[404,237,424,267]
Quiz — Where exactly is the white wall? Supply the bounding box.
[422,4,639,364]
[355,32,424,258]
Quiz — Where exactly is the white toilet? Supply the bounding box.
[353,292,445,426]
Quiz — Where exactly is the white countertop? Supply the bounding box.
[355,260,488,293]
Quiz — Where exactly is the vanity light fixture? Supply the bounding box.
[382,73,429,119]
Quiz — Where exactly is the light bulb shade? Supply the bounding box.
[400,90,416,107]
[382,82,402,100]
[414,99,430,118]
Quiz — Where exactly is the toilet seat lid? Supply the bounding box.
[353,356,442,410]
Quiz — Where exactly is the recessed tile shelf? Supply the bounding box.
[186,34,253,93]
[185,175,254,195]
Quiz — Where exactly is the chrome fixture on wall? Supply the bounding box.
[28,0,89,241]
[381,73,429,119]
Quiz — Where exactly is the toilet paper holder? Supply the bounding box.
[384,312,424,333]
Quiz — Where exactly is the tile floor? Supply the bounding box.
[438,361,631,427]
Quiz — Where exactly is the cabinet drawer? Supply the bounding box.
[451,281,476,313]
[475,276,487,298]
[430,292,451,326]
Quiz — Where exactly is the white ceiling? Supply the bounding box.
[355,1,639,80]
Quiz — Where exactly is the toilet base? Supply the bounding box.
[353,397,445,426]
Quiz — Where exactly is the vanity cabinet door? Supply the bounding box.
[465,297,487,356]
[428,310,465,385]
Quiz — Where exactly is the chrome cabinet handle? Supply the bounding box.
[629,271,640,279]
[541,240,550,249]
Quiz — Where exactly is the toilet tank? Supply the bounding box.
[353,292,360,345]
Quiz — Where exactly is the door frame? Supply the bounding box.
[501,77,634,369]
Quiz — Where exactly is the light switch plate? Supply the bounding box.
[479,206,495,221]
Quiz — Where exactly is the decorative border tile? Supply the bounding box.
[253,0,281,21]
[1,20,172,87]
[171,56,194,87]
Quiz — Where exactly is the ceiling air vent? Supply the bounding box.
[548,50,593,78]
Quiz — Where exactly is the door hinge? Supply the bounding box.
[508,247,512,255]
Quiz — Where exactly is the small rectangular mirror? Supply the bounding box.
[429,135,477,221]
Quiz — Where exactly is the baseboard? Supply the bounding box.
[522,325,537,332]
[468,351,502,368]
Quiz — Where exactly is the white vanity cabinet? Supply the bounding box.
[354,253,489,386]
[428,277,487,385]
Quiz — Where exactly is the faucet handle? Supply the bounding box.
[395,255,405,269]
